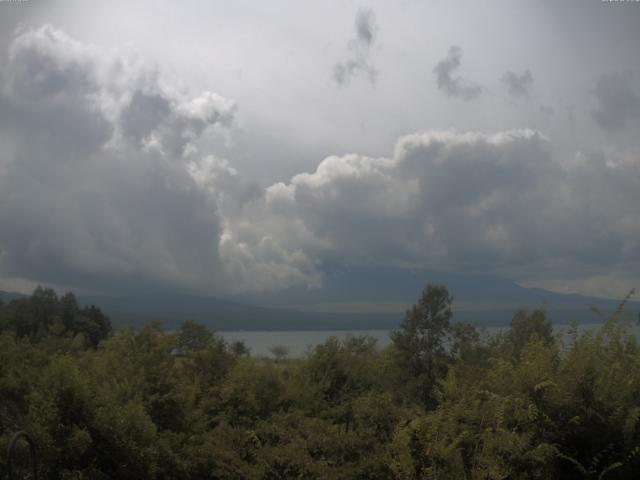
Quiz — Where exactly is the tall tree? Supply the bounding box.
[391,284,453,408]
[176,320,214,353]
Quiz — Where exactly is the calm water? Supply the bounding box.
[220,330,393,357]
[220,323,640,358]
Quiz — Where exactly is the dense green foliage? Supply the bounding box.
[1,286,639,479]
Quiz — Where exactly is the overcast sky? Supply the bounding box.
[0,0,639,299]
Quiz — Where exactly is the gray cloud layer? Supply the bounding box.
[433,46,482,101]
[0,25,236,294]
[0,26,639,296]
[591,71,640,132]
[333,8,378,86]
[223,131,640,291]
[223,131,550,290]
[502,69,533,97]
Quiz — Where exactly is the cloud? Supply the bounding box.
[333,8,378,86]
[591,71,640,132]
[223,131,640,291]
[1,26,639,297]
[539,105,554,116]
[0,25,236,294]
[433,46,482,100]
[502,69,533,97]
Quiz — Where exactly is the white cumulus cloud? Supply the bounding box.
[222,130,640,291]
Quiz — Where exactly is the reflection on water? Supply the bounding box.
[220,330,393,357]
[220,323,640,358]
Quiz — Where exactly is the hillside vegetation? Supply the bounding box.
[1,286,639,479]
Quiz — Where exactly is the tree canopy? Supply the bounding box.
[0,285,639,479]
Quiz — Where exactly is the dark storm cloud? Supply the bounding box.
[591,71,640,132]
[0,25,237,294]
[502,69,533,97]
[333,8,378,86]
[433,46,482,100]
[1,26,640,296]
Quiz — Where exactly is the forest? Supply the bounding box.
[1,285,639,479]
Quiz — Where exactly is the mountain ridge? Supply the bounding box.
[1,267,637,331]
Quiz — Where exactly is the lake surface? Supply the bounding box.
[220,330,393,357]
[220,323,640,357]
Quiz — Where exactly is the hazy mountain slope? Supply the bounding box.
[3,265,637,331]
[78,293,395,331]
[0,290,26,303]
[80,267,638,330]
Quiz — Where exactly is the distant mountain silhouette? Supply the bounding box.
[234,265,601,305]
[79,267,639,330]
[229,266,638,329]
[76,292,396,331]
[0,290,26,303]
[2,267,637,331]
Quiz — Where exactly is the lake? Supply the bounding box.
[220,322,640,357]
[220,330,393,357]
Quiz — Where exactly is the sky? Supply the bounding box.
[0,0,639,300]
